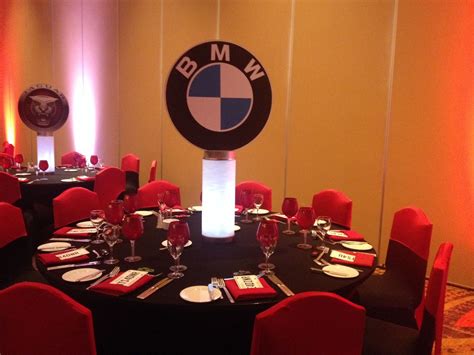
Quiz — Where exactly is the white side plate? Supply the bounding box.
[322,264,359,278]
[37,242,71,252]
[62,268,103,282]
[179,285,222,303]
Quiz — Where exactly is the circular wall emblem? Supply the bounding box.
[166,41,272,150]
[18,84,69,133]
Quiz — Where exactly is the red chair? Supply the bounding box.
[0,282,97,355]
[0,153,14,170]
[236,181,272,211]
[94,167,126,210]
[121,153,140,193]
[137,180,181,209]
[354,206,433,329]
[363,242,453,355]
[0,202,27,249]
[148,160,157,183]
[312,189,352,228]
[251,292,365,355]
[2,142,14,156]
[0,171,21,204]
[53,187,100,228]
[60,151,85,167]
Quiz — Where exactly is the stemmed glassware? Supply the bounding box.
[90,155,99,168]
[240,190,253,224]
[123,193,138,215]
[256,219,279,274]
[38,160,48,179]
[102,223,120,265]
[315,216,332,244]
[105,200,124,244]
[90,209,105,244]
[122,214,144,262]
[281,197,298,235]
[252,193,264,221]
[166,220,190,279]
[296,207,316,249]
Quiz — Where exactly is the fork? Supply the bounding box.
[217,277,235,304]
[86,266,120,289]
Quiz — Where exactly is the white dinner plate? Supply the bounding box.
[15,172,31,176]
[234,225,241,231]
[322,264,359,278]
[64,168,79,172]
[135,210,154,217]
[161,240,192,248]
[341,242,373,251]
[190,205,202,212]
[248,208,269,215]
[62,268,103,282]
[76,221,94,228]
[179,285,222,303]
[37,242,71,252]
[61,178,77,182]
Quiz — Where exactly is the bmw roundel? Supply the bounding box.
[166,41,272,150]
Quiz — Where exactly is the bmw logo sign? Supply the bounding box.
[166,41,272,150]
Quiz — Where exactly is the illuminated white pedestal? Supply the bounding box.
[202,151,235,243]
[37,134,55,172]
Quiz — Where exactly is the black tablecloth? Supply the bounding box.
[37,212,376,354]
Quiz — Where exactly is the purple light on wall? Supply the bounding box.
[72,73,96,158]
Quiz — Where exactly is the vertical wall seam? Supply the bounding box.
[283,0,296,198]
[377,0,399,253]
[117,0,120,166]
[159,0,164,179]
[216,0,221,40]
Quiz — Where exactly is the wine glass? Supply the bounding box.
[296,207,316,249]
[252,193,264,221]
[90,155,99,168]
[240,189,253,224]
[38,160,48,179]
[105,200,124,243]
[14,154,23,169]
[315,216,332,244]
[281,197,298,235]
[102,223,120,264]
[123,193,138,214]
[166,220,190,279]
[90,209,105,244]
[256,219,279,274]
[122,214,144,262]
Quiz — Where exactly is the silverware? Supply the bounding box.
[216,277,235,303]
[77,269,106,282]
[267,273,295,296]
[47,260,101,271]
[49,238,91,242]
[86,266,120,290]
[136,277,173,299]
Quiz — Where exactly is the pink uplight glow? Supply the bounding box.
[72,73,96,157]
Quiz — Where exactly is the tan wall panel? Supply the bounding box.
[119,0,162,184]
[288,0,394,245]
[161,0,218,207]
[220,0,292,211]
[384,0,474,286]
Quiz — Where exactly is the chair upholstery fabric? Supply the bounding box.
[363,243,453,355]
[94,167,126,210]
[0,282,97,355]
[251,292,365,355]
[121,153,140,193]
[60,151,85,166]
[0,172,21,204]
[148,160,157,183]
[53,187,101,228]
[354,206,432,328]
[311,189,352,228]
[2,143,14,156]
[137,180,181,209]
[0,202,27,249]
[0,153,14,169]
[236,181,272,211]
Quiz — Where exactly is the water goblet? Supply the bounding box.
[252,193,264,221]
[102,223,120,265]
[167,220,190,279]
[281,197,298,235]
[123,193,138,215]
[296,207,316,249]
[256,219,279,274]
[240,189,253,224]
[38,160,48,179]
[315,216,332,244]
[90,209,105,244]
[122,214,144,262]
[90,155,99,167]
[105,200,124,243]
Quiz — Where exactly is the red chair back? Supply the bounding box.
[137,180,181,209]
[0,172,21,204]
[121,153,140,173]
[236,181,272,211]
[312,189,352,228]
[419,242,453,355]
[61,151,85,166]
[0,202,27,248]
[0,282,97,355]
[2,143,14,156]
[250,291,365,355]
[94,167,126,210]
[0,153,14,169]
[53,187,100,228]
[148,160,157,183]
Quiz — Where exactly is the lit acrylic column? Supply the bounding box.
[202,151,235,243]
[37,133,55,173]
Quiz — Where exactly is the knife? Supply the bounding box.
[47,260,100,270]
[267,274,295,297]
[137,277,173,299]
[49,238,91,242]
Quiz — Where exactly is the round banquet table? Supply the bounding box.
[37,211,376,355]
